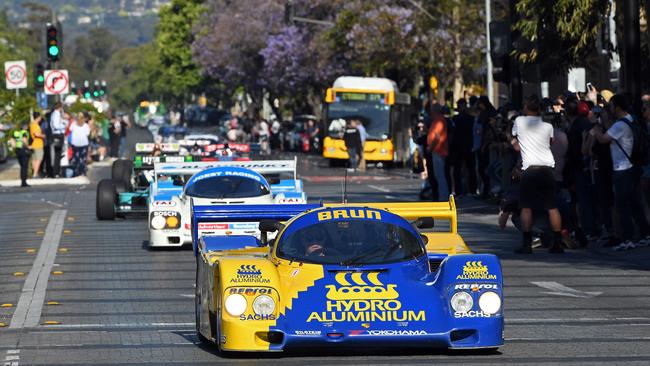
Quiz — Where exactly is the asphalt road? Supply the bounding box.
[1,129,650,365]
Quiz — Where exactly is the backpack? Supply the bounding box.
[615,116,650,167]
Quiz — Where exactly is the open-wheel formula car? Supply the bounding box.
[193,197,503,353]
[96,142,184,220]
[148,158,306,248]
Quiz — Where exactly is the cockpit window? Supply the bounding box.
[276,220,424,265]
[186,176,270,198]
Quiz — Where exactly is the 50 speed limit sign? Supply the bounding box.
[4,61,27,90]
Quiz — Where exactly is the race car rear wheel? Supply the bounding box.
[195,259,212,344]
[111,159,133,191]
[96,179,117,220]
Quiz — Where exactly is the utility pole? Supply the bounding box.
[508,0,522,109]
[485,0,494,105]
[622,0,641,108]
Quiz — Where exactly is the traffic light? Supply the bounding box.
[46,24,60,62]
[489,21,511,84]
[92,80,100,98]
[83,80,91,99]
[70,81,77,95]
[284,0,294,24]
[34,63,45,87]
[99,80,107,97]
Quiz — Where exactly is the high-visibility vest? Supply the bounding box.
[13,130,28,149]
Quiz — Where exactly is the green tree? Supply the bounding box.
[155,0,207,103]
[64,27,124,82]
[101,43,166,111]
[514,0,610,70]
[0,11,38,129]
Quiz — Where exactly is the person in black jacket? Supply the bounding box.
[343,120,362,172]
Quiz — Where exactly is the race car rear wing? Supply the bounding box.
[191,203,320,255]
[135,142,180,154]
[325,196,458,233]
[133,154,187,169]
[153,157,298,180]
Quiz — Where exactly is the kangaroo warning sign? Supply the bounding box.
[4,61,27,90]
[44,69,69,95]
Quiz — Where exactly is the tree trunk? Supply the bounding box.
[452,2,464,103]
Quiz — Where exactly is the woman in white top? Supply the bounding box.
[69,112,91,176]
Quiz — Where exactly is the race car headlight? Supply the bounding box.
[252,295,275,316]
[151,215,166,230]
[165,216,179,229]
[224,294,247,316]
[478,291,501,315]
[450,291,473,314]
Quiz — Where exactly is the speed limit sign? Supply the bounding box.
[4,61,27,90]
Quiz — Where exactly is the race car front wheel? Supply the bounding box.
[195,259,211,344]
[111,159,133,191]
[96,179,117,220]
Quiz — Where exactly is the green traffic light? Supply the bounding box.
[84,92,91,99]
[93,91,99,97]
[37,75,44,83]
[48,45,59,57]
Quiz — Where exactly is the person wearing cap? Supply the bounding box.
[511,95,564,254]
[9,123,31,187]
[565,98,598,244]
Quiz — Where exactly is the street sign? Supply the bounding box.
[4,61,27,90]
[44,69,69,95]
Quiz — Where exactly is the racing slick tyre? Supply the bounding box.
[96,179,117,220]
[112,180,127,194]
[111,159,133,191]
[195,260,212,345]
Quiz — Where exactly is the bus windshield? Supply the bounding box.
[327,101,391,140]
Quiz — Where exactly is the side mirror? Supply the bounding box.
[413,217,435,229]
[420,234,429,244]
[259,220,283,233]
[259,220,284,246]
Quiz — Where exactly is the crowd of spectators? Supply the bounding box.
[414,88,650,253]
[8,102,130,186]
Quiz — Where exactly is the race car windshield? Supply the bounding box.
[185,176,270,199]
[276,220,424,265]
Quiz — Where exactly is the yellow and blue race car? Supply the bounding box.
[193,198,503,353]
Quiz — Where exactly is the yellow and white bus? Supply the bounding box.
[323,76,412,166]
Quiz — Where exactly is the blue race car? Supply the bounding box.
[193,198,504,353]
[148,159,307,247]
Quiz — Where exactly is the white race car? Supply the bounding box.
[148,158,306,248]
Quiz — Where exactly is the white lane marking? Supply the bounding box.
[0,176,89,187]
[367,184,391,193]
[531,281,603,298]
[3,349,20,366]
[10,210,67,329]
[179,294,195,298]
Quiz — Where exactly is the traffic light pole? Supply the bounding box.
[485,0,494,105]
[623,0,641,110]
[509,0,522,110]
